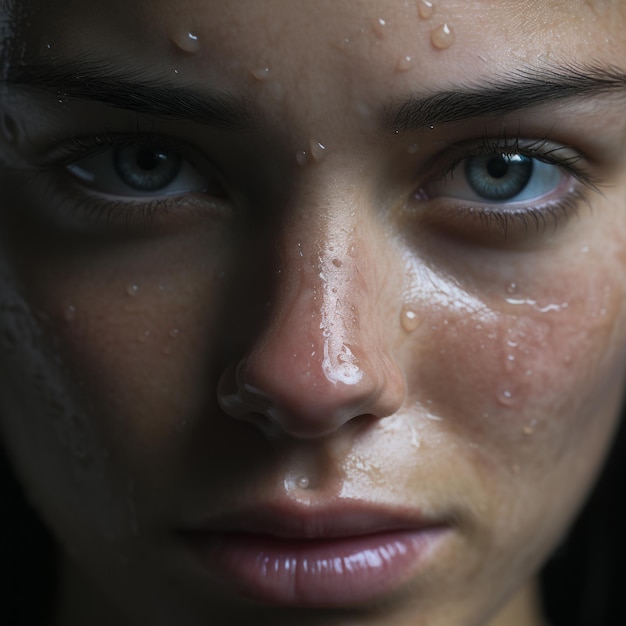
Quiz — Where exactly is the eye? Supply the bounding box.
[66,139,215,198]
[425,152,564,204]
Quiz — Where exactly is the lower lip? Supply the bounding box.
[181,527,449,607]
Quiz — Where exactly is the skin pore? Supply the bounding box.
[0,0,626,625]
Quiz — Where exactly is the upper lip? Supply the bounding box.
[179,500,452,539]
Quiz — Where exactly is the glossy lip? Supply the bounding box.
[178,501,453,607]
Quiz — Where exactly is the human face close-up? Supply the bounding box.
[1,1,626,625]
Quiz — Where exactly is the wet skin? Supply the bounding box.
[1,0,626,625]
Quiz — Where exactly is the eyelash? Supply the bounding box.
[414,135,599,238]
[40,133,225,231]
[29,131,598,238]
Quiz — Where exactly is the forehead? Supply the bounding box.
[14,0,626,78]
[4,0,626,138]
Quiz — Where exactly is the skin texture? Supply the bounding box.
[0,0,626,624]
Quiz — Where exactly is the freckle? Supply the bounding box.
[401,306,420,333]
[431,23,455,50]
[250,66,272,81]
[418,0,435,19]
[371,17,388,39]
[1,113,18,143]
[396,55,415,72]
[126,284,140,297]
[332,258,343,268]
[309,140,328,162]
[63,305,77,322]
[170,30,201,54]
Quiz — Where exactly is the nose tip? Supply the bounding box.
[217,342,405,439]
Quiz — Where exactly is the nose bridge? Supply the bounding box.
[218,187,406,439]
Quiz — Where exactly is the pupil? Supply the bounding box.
[136,149,167,171]
[487,156,508,179]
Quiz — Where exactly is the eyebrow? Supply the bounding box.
[383,64,626,132]
[3,59,626,133]
[3,58,255,131]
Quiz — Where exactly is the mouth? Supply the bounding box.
[177,501,453,607]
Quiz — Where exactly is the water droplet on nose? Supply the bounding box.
[396,55,415,72]
[296,475,310,489]
[348,244,357,258]
[250,66,272,80]
[126,284,140,297]
[497,386,515,407]
[504,353,516,373]
[431,23,455,49]
[170,30,201,54]
[63,305,77,322]
[1,113,18,144]
[401,306,420,333]
[418,0,435,19]
[309,140,328,162]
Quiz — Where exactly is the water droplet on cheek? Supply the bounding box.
[431,23,455,49]
[126,284,140,297]
[418,0,435,19]
[170,30,201,54]
[371,17,388,39]
[401,306,420,333]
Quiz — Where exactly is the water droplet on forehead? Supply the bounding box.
[296,150,309,166]
[431,23,455,50]
[170,30,201,54]
[309,140,328,162]
[418,0,435,19]
[396,55,415,72]
[250,66,272,81]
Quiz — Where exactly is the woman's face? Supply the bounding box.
[1,1,626,625]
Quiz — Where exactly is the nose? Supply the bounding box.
[217,219,406,440]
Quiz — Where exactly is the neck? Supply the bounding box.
[487,579,547,626]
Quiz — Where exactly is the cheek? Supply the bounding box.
[401,253,626,470]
